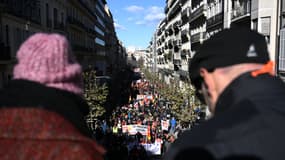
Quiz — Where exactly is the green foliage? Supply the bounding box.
[143,68,203,124]
[83,70,108,121]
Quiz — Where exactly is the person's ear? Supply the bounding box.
[199,68,209,87]
[199,68,215,94]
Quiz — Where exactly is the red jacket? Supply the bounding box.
[0,108,105,160]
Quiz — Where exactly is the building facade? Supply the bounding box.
[149,0,283,86]
[0,0,125,87]
[152,0,191,86]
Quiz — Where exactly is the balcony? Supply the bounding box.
[157,29,162,36]
[231,1,251,21]
[191,32,206,44]
[173,40,181,47]
[207,12,223,29]
[164,43,168,50]
[157,48,163,56]
[168,40,173,49]
[174,45,180,53]
[168,1,181,21]
[181,8,190,25]
[161,36,165,42]
[190,4,206,23]
[181,34,189,43]
[181,49,190,58]
[174,26,180,35]
[173,59,181,65]
[168,28,174,36]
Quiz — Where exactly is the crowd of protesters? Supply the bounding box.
[92,71,191,159]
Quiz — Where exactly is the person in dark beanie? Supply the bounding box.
[0,33,105,159]
[163,28,285,160]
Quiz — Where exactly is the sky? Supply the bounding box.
[107,0,165,52]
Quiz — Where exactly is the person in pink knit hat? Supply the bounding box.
[13,33,83,95]
[0,33,106,160]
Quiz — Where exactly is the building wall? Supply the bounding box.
[0,0,122,87]
[251,0,279,60]
[180,0,191,72]
[150,0,283,84]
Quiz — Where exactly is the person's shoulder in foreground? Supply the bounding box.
[0,33,106,160]
[163,27,285,160]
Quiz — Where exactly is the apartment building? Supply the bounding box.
[206,0,224,37]
[153,0,191,85]
[278,0,285,79]
[190,0,207,57]
[0,0,123,87]
[149,0,284,85]
[180,0,191,81]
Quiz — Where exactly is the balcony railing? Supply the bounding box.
[231,1,251,20]
[191,32,206,44]
[190,4,206,22]
[207,12,223,29]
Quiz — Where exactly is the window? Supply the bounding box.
[97,15,105,27]
[252,19,258,31]
[279,28,285,71]
[95,26,104,36]
[15,28,21,49]
[261,16,271,43]
[95,38,105,46]
[5,25,9,45]
[54,8,58,25]
[97,0,105,8]
[61,12,64,24]
[261,17,270,36]
[46,3,49,27]
[282,15,285,28]
[96,5,105,18]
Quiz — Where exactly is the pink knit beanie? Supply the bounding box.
[13,33,83,95]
